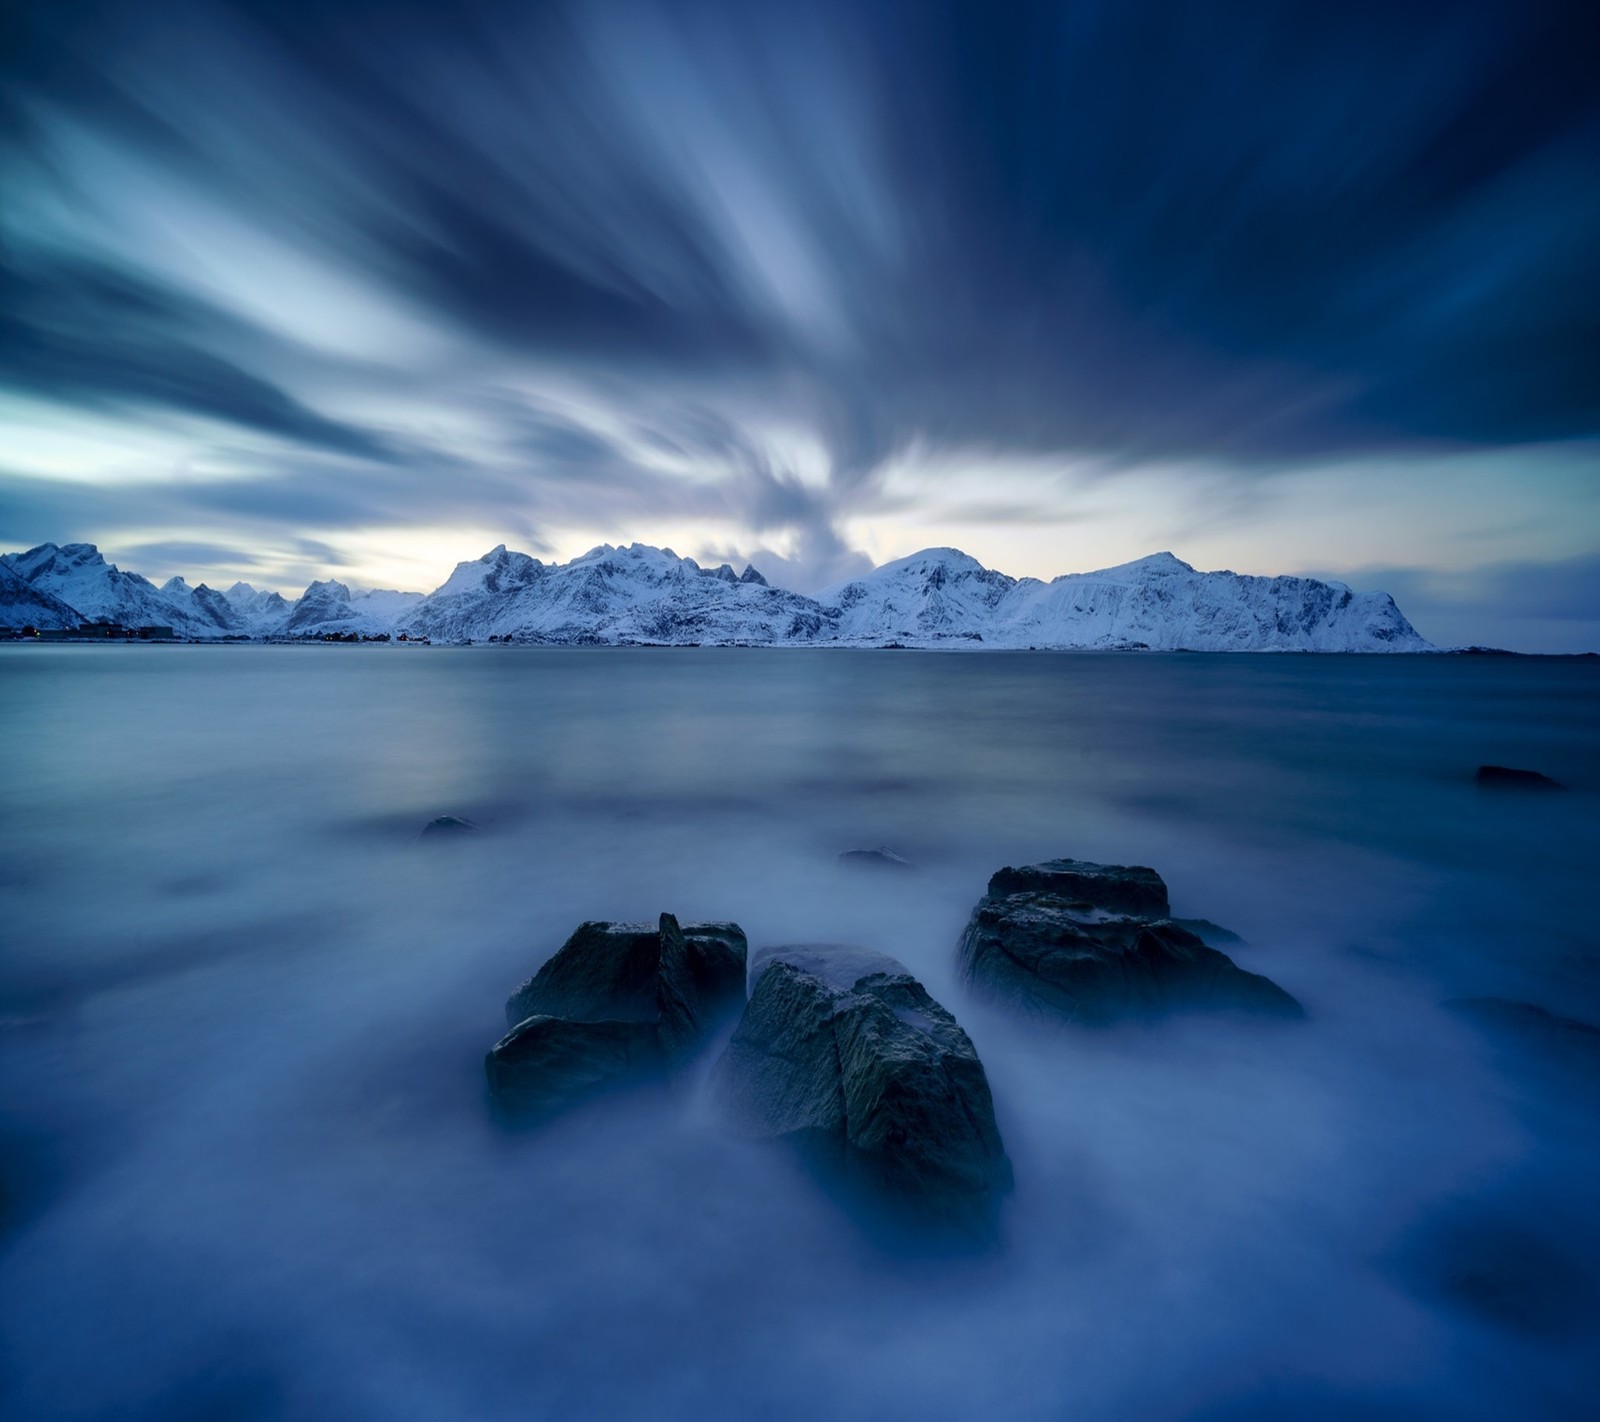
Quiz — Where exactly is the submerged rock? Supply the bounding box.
[838,847,918,872]
[490,914,748,1117]
[1445,997,1600,1079]
[421,815,478,836]
[1475,764,1564,790]
[957,857,1302,1024]
[1390,1200,1598,1338]
[712,945,1012,1233]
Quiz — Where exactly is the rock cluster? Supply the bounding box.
[487,919,1011,1234]
[711,946,1012,1232]
[957,858,1302,1024]
[484,852,1307,1233]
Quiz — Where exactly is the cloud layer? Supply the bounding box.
[2,0,1596,603]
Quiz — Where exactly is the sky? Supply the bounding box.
[1,0,1597,650]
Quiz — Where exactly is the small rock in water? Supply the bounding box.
[711,945,1012,1236]
[958,857,1302,1024]
[838,847,917,872]
[489,914,749,1118]
[1444,997,1600,1079]
[1475,765,1564,790]
[1390,1201,1597,1338]
[421,815,478,837]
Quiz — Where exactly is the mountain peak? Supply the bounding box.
[880,547,991,578]
[301,579,352,601]
[1083,551,1196,580]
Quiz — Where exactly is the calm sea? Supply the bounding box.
[2,646,1597,1419]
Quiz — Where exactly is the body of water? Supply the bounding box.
[2,646,1597,1419]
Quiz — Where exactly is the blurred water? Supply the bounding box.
[1,645,1596,1420]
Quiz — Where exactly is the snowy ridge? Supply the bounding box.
[0,540,1433,651]
[815,549,1429,651]
[400,543,824,645]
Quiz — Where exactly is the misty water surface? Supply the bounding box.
[1,646,1597,1420]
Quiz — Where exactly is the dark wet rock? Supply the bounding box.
[1173,916,1244,946]
[504,916,748,1045]
[421,815,478,836]
[711,945,1012,1233]
[958,858,1302,1024]
[1445,997,1600,1078]
[655,915,751,1065]
[485,1016,665,1121]
[506,921,663,1026]
[1475,764,1564,790]
[838,847,918,872]
[490,914,748,1117]
[986,858,1169,916]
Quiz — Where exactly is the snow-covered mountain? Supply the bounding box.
[223,582,294,635]
[0,543,420,640]
[0,540,1433,650]
[400,543,825,644]
[1,543,213,634]
[283,580,423,638]
[0,560,84,630]
[814,548,1429,651]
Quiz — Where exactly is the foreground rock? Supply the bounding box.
[712,946,1012,1234]
[485,1017,666,1119]
[1475,765,1565,790]
[488,914,748,1118]
[958,858,1302,1024]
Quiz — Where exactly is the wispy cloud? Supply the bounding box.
[1,0,1595,595]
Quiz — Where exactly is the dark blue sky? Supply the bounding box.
[2,0,1596,646]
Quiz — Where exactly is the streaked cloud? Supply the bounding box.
[0,0,1595,635]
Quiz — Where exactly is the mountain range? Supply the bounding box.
[0,540,1433,651]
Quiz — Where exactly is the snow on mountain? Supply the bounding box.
[400,542,823,644]
[1002,553,1427,651]
[0,560,84,629]
[813,548,1429,651]
[815,547,1015,643]
[1,543,208,633]
[0,540,1433,650]
[282,580,424,637]
[223,583,294,634]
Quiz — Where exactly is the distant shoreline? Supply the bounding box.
[3,638,1593,658]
